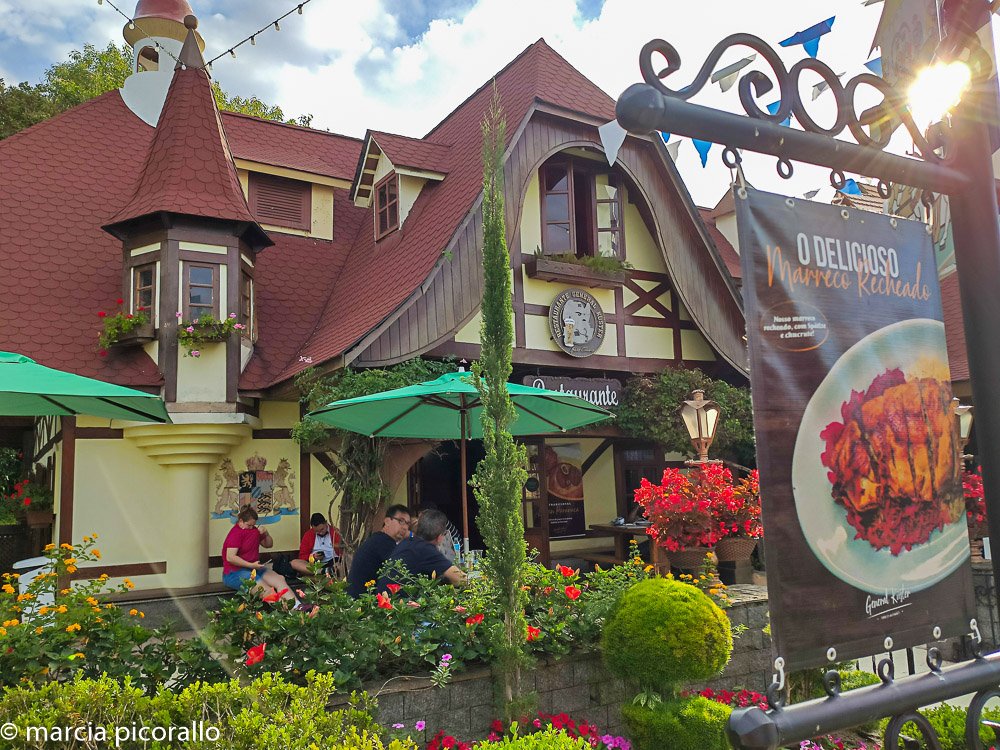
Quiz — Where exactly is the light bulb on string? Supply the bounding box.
[250,36,256,45]
[297,4,303,13]
[274,20,280,31]
[128,21,135,29]
[230,49,236,58]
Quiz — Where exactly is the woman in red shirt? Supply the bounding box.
[221,507,296,605]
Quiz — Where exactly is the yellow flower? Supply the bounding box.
[91,607,101,613]
[1,584,14,595]
[60,543,73,550]
[123,578,134,590]
[255,612,263,621]
[16,593,33,602]
[308,555,315,563]
[63,558,76,566]
[83,535,91,543]
[9,574,18,579]
[249,570,256,581]
[709,588,720,595]
[237,603,246,613]
[66,566,77,574]
[104,604,113,610]
[92,550,101,559]
[644,565,654,573]
[44,543,55,552]
[40,667,49,676]
[3,619,19,627]
[364,580,375,588]
[95,617,102,623]
[129,609,138,616]
[34,627,43,635]
[60,589,71,595]
[71,652,85,660]
[0,628,6,637]
[38,606,50,615]
[99,574,109,581]
[85,597,98,607]
[65,623,81,633]
[139,611,144,618]
[56,605,68,614]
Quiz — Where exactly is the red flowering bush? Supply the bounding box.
[714,469,762,540]
[965,467,986,526]
[690,687,768,710]
[634,465,728,551]
[7,479,53,513]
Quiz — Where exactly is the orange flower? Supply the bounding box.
[557,565,574,577]
[526,625,541,642]
[262,587,288,604]
[376,591,393,610]
[385,583,402,595]
[564,585,581,600]
[245,643,266,666]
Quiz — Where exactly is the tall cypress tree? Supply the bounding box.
[471,85,530,715]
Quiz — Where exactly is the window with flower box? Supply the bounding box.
[539,157,626,259]
[184,264,218,320]
[133,264,156,315]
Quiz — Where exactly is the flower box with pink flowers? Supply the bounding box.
[175,311,245,357]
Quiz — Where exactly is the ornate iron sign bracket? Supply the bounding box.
[615,2,1000,748]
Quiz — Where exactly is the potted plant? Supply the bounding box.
[524,249,632,289]
[634,465,725,570]
[176,312,245,357]
[9,479,55,528]
[714,468,762,562]
[97,300,153,356]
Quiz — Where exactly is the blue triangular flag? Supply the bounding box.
[864,57,882,76]
[765,101,792,128]
[660,132,671,143]
[779,16,835,57]
[692,139,712,167]
[838,178,862,195]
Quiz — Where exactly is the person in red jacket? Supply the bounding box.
[291,513,343,576]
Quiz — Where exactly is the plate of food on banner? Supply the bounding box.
[792,318,970,594]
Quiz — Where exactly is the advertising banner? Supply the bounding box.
[737,187,976,670]
[544,443,587,538]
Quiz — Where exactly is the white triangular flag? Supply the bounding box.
[665,140,681,161]
[598,119,628,166]
[711,55,756,92]
[811,72,845,100]
[718,71,740,92]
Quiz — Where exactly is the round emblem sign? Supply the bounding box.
[549,288,606,358]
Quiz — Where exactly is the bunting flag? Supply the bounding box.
[811,72,844,100]
[803,188,821,199]
[665,140,681,162]
[765,100,792,127]
[660,132,671,143]
[692,139,713,167]
[837,178,862,195]
[597,119,628,166]
[862,0,884,5]
[711,54,757,92]
[779,16,835,57]
[864,57,883,76]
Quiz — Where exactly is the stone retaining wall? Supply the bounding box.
[356,585,771,742]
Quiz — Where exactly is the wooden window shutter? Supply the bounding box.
[249,173,311,231]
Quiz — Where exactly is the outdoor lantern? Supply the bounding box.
[678,389,721,463]
[953,397,974,459]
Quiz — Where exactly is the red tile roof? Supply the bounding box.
[832,181,885,214]
[104,63,264,243]
[258,39,619,386]
[369,131,451,173]
[698,209,742,280]
[223,112,362,181]
[941,271,969,382]
[0,92,163,385]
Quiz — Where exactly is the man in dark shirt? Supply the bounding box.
[346,504,411,597]
[377,509,467,592]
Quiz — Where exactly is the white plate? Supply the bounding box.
[791,318,969,595]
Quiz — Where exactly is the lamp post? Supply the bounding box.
[678,389,722,464]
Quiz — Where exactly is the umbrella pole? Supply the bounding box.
[460,410,470,557]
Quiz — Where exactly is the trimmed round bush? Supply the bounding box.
[601,577,732,691]
[623,696,731,750]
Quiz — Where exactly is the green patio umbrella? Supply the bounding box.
[306,370,613,551]
[0,352,170,423]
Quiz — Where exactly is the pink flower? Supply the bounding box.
[234,323,245,330]
[175,311,183,319]
[415,721,426,731]
[191,350,201,357]
[186,326,195,333]
[229,312,237,318]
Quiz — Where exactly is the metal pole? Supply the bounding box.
[942,0,1000,616]
[460,405,470,555]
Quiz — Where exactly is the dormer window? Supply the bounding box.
[248,173,311,232]
[540,157,626,259]
[133,264,156,313]
[375,173,399,239]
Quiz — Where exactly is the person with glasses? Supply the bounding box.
[346,504,412,598]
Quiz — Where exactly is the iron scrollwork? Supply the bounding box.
[637,34,942,160]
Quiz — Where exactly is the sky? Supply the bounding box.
[0,0,927,207]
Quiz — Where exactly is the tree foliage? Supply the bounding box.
[291,360,454,553]
[470,84,530,718]
[1,42,310,140]
[616,368,756,469]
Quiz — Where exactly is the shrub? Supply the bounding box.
[882,702,1000,750]
[482,726,595,750]
[622,696,731,750]
[601,578,732,694]
[0,671,414,750]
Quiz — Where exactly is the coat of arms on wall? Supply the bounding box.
[211,454,297,525]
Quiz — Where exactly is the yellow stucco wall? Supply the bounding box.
[175,342,227,402]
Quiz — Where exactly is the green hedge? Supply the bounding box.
[622,696,731,750]
[0,672,413,750]
[484,727,594,750]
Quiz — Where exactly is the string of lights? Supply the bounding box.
[97,0,181,66]
[203,0,313,69]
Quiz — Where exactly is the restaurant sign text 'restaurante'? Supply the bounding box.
[522,377,622,408]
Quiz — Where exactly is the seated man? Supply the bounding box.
[347,504,411,598]
[221,507,297,605]
[291,513,343,576]
[376,508,466,592]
